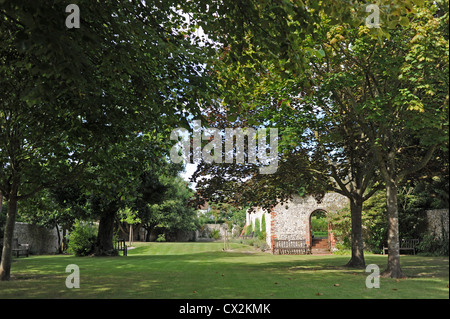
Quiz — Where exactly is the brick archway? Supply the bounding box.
[308,209,336,253]
[307,209,327,246]
[248,192,347,254]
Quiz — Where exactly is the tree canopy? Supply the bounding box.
[1,0,448,281]
[0,0,213,279]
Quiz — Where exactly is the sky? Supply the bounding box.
[180,163,198,189]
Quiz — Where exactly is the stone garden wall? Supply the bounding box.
[247,193,348,252]
[13,222,62,255]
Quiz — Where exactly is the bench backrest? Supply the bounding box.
[400,239,419,248]
[273,239,307,248]
[115,239,126,250]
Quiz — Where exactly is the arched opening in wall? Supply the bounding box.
[309,209,331,254]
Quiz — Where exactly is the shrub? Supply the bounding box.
[244,221,253,236]
[254,218,261,239]
[67,220,97,257]
[209,228,220,240]
[311,215,328,232]
[258,214,267,241]
[243,238,268,251]
[156,234,166,242]
[418,231,449,256]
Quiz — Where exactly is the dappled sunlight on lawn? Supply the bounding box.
[0,243,448,299]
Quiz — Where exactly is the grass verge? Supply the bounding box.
[0,242,448,299]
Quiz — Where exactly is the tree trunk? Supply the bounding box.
[55,223,62,254]
[0,185,19,281]
[62,228,68,252]
[95,210,116,256]
[145,226,153,242]
[129,224,133,246]
[381,181,406,278]
[144,223,157,242]
[345,198,366,268]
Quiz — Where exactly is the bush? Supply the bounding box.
[209,228,220,240]
[156,234,166,242]
[67,220,97,256]
[244,221,253,236]
[254,218,261,239]
[259,214,267,241]
[311,215,328,232]
[418,231,449,256]
[244,238,268,251]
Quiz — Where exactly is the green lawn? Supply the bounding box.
[0,242,448,299]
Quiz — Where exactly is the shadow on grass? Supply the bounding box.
[2,243,448,299]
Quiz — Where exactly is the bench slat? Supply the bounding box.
[383,239,419,255]
[114,240,127,256]
[273,239,310,255]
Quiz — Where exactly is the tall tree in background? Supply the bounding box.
[301,2,448,277]
[192,0,447,276]
[357,5,448,277]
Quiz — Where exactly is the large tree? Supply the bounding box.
[355,5,448,277]
[192,1,447,275]
[192,18,382,269]
[0,1,212,280]
[301,2,448,277]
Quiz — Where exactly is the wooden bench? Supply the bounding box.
[12,238,30,257]
[383,239,419,255]
[273,239,311,255]
[114,239,127,256]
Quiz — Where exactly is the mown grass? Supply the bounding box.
[0,242,448,299]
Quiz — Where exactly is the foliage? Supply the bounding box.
[418,231,449,256]
[311,215,328,233]
[242,215,267,241]
[254,218,261,240]
[330,191,387,252]
[1,0,447,281]
[18,186,89,230]
[119,207,141,226]
[329,209,352,250]
[209,229,220,240]
[361,192,389,254]
[259,214,267,241]
[156,234,166,243]
[331,183,448,254]
[196,203,247,239]
[0,0,213,278]
[242,238,269,251]
[196,213,219,226]
[229,207,248,229]
[67,220,98,257]
[244,221,253,236]
[142,174,198,240]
